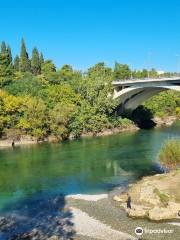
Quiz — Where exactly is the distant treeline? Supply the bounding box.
[0,40,179,141]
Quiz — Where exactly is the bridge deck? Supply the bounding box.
[112,77,180,86]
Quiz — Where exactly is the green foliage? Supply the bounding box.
[49,103,75,140]
[14,55,20,71]
[19,39,31,72]
[153,188,170,206]
[41,60,56,74]
[31,47,41,75]
[6,46,12,65]
[176,107,180,118]
[0,42,14,86]
[40,85,81,108]
[4,74,45,97]
[113,62,131,80]
[17,96,47,139]
[144,91,180,117]
[159,139,180,170]
[0,39,179,142]
[117,117,134,128]
[40,52,44,65]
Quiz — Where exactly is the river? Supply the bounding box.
[0,121,179,213]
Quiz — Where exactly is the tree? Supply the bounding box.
[42,85,81,108]
[144,90,180,117]
[0,42,14,83]
[149,68,158,78]
[40,52,44,65]
[19,38,31,72]
[41,60,56,74]
[0,41,8,67]
[17,96,47,139]
[49,103,75,140]
[58,64,74,82]
[6,46,12,65]
[1,41,6,55]
[80,62,116,114]
[5,74,44,97]
[31,47,41,75]
[14,55,20,71]
[113,62,131,80]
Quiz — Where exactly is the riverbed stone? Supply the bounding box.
[148,206,176,221]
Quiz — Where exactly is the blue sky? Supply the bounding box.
[1,0,180,71]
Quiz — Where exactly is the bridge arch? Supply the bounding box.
[113,85,180,112]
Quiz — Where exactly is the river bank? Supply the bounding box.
[0,116,177,148]
[66,193,180,240]
[113,169,180,221]
[1,193,179,240]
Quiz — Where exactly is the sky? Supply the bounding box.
[1,0,180,72]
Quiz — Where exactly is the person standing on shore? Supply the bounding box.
[12,140,15,147]
[126,193,132,209]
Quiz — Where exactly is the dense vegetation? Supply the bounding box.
[159,139,180,170]
[0,39,180,142]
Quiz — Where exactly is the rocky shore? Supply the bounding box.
[154,116,178,127]
[113,169,180,221]
[0,125,138,148]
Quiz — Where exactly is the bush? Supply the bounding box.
[159,139,180,170]
[117,117,133,128]
[176,107,180,118]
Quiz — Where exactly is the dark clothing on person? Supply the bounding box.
[127,196,131,209]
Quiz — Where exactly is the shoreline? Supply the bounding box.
[1,191,179,240]
[66,192,180,240]
[113,169,180,221]
[0,116,178,148]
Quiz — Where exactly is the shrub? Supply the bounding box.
[153,188,170,206]
[159,139,180,170]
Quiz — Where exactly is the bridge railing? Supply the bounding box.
[112,76,180,84]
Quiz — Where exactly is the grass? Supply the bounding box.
[159,139,180,170]
[153,188,170,206]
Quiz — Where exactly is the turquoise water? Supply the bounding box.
[0,122,179,212]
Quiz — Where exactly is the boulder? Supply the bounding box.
[127,204,149,218]
[139,185,161,206]
[148,204,179,221]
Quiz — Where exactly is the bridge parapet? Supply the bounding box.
[112,77,180,87]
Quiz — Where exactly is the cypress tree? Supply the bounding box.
[40,52,44,65]
[1,41,6,55]
[19,38,31,72]
[0,41,9,67]
[0,42,14,80]
[31,47,41,75]
[6,45,12,65]
[14,55,20,71]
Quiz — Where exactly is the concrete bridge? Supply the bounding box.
[112,77,180,112]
